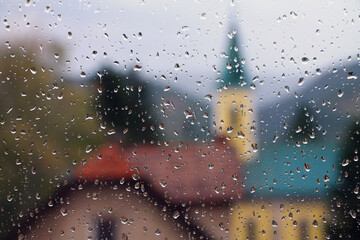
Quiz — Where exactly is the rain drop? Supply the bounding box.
[159,180,167,188]
[184,110,192,119]
[80,71,86,78]
[347,72,358,80]
[85,145,93,153]
[298,77,305,86]
[60,207,67,216]
[204,94,212,101]
[301,57,309,64]
[272,220,278,227]
[155,228,161,236]
[173,211,180,219]
[30,67,37,74]
[337,89,344,97]
[120,216,128,224]
[133,65,142,71]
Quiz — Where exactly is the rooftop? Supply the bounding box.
[77,139,244,203]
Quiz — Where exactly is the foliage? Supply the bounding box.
[287,105,319,144]
[94,67,158,145]
[0,39,101,238]
[331,120,360,239]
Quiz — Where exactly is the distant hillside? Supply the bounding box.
[258,61,360,145]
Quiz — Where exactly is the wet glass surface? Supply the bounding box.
[0,1,359,239]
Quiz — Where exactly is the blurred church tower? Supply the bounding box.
[214,24,257,162]
[217,24,328,240]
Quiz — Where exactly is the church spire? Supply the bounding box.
[218,25,250,89]
[214,22,256,162]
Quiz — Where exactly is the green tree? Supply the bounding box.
[287,105,319,144]
[331,120,360,239]
[0,39,101,239]
[94,67,158,145]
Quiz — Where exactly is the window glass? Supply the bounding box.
[0,1,359,239]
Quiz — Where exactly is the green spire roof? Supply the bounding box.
[218,26,250,89]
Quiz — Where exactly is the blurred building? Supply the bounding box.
[20,25,343,240]
[216,26,340,240]
[20,140,243,239]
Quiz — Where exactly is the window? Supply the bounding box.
[97,218,115,240]
[1,1,359,239]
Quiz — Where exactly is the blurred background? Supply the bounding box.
[0,0,359,239]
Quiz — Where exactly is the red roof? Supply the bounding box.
[77,144,134,180]
[77,140,244,202]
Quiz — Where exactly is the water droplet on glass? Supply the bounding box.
[85,145,93,153]
[80,71,86,78]
[155,228,161,236]
[7,194,13,202]
[159,180,167,188]
[208,163,214,169]
[337,89,344,97]
[85,114,93,120]
[298,77,305,86]
[347,72,358,80]
[301,57,309,64]
[272,220,278,227]
[272,135,279,143]
[341,159,349,166]
[120,216,128,224]
[251,143,258,152]
[323,175,330,182]
[16,159,22,165]
[30,67,36,74]
[219,222,225,230]
[290,11,298,18]
[107,129,116,135]
[204,94,212,101]
[60,207,67,216]
[304,163,311,172]
[173,211,180,219]
[184,110,192,119]
[226,62,232,70]
[57,91,63,100]
[316,68,322,75]
[133,65,142,71]
[227,126,233,133]
[238,131,245,138]
[349,209,357,218]
[312,220,318,227]
[232,173,238,180]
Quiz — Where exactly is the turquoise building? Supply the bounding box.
[215,24,341,240]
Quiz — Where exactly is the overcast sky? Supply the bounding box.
[0,0,359,103]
